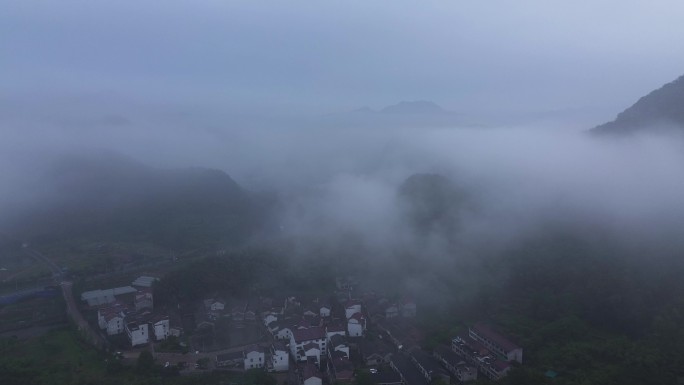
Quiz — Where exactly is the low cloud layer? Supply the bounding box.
[271,125,684,255]
[3,103,684,265]
[3,0,684,259]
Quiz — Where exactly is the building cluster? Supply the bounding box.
[385,323,522,385]
[200,296,260,325]
[84,272,523,383]
[204,277,526,384]
[451,323,523,381]
[81,276,181,347]
[265,286,521,384]
[202,278,418,384]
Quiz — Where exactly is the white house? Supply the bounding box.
[210,300,225,312]
[271,318,298,340]
[290,326,326,364]
[302,362,323,385]
[269,342,289,372]
[203,298,225,312]
[126,321,149,346]
[152,317,170,341]
[319,304,331,318]
[347,312,366,337]
[344,300,362,319]
[303,343,322,367]
[98,307,126,336]
[274,326,293,340]
[328,334,350,359]
[244,345,265,370]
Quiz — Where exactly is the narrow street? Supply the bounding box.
[23,245,108,350]
[61,280,107,349]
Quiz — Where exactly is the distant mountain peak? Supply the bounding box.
[592,74,684,134]
[380,100,447,114]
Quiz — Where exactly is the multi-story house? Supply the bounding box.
[328,334,350,360]
[344,300,362,319]
[152,316,170,341]
[244,345,265,370]
[469,323,523,364]
[126,320,149,347]
[433,345,478,382]
[268,341,289,372]
[290,326,326,366]
[347,312,366,337]
[97,301,127,335]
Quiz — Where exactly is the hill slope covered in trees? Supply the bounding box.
[1,152,271,249]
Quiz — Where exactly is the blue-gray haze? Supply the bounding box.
[2,1,684,257]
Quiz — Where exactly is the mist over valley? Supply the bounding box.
[2,2,684,384]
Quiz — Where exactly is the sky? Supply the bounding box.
[2,0,684,119]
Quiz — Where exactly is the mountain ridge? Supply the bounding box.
[593,75,684,134]
[1,151,268,249]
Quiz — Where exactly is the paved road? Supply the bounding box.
[61,280,107,349]
[22,246,107,350]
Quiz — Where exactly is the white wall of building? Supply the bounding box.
[320,306,331,317]
[348,321,363,337]
[271,349,289,372]
[127,323,149,346]
[153,319,170,341]
[345,303,361,319]
[106,316,125,335]
[244,350,265,370]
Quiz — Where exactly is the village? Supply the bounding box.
[79,274,523,385]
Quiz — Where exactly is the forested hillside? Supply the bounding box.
[1,152,273,249]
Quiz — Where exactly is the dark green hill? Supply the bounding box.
[593,75,684,134]
[3,152,269,249]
